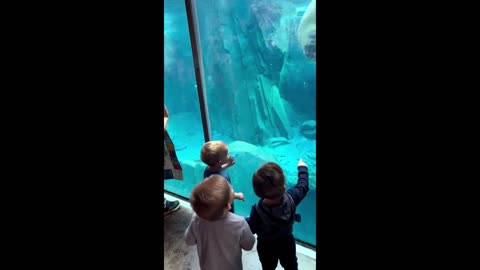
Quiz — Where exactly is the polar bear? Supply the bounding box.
[297,0,316,60]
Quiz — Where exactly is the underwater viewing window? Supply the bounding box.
[164,0,316,247]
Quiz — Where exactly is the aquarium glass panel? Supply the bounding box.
[164,0,206,199]
[195,0,316,246]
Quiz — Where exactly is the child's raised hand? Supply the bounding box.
[227,155,236,167]
[235,192,245,201]
[298,159,308,168]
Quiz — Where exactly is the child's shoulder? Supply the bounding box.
[248,199,262,211]
[190,213,201,222]
[204,167,221,174]
[203,167,214,177]
[226,212,248,224]
[219,169,230,177]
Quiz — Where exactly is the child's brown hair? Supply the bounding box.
[200,141,228,166]
[190,175,233,221]
[252,162,286,199]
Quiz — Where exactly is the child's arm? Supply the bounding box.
[184,216,197,246]
[234,192,245,201]
[287,159,310,206]
[239,219,256,251]
[245,205,260,235]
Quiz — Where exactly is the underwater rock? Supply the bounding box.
[227,141,317,189]
[227,141,278,184]
[306,152,316,160]
[175,145,187,151]
[267,137,290,147]
[179,160,207,185]
[252,75,292,141]
[269,85,291,136]
[190,3,294,145]
[229,141,277,160]
[300,120,316,139]
[278,59,316,118]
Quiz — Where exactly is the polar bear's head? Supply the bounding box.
[297,1,316,60]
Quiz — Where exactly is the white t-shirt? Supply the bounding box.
[184,212,255,270]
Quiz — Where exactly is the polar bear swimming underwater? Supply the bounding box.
[297,0,316,60]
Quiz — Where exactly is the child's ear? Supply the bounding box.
[282,185,286,193]
[227,202,232,211]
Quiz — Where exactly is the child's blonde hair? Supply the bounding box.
[200,141,228,166]
[190,175,233,221]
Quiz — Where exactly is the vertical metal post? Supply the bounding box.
[184,0,211,143]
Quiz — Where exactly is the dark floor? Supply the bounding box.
[163,194,316,270]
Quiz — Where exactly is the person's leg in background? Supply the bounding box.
[163,107,182,217]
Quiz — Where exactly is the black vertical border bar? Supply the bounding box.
[184,0,211,143]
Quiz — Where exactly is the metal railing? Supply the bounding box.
[184,0,211,143]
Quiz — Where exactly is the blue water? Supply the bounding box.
[164,0,316,246]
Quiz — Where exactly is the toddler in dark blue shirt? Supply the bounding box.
[246,159,309,270]
[201,141,245,213]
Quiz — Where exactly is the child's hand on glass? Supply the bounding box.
[298,159,308,168]
[226,155,236,167]
[234,192,245,201]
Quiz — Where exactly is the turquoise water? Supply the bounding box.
[164,0,316,246]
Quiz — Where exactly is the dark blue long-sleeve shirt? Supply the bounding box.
[246,165,309,240]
